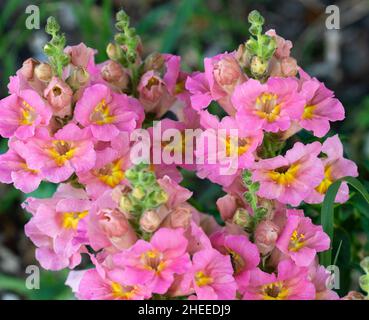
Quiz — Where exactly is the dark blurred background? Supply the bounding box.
[0,0,368,299]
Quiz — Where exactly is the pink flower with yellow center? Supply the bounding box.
[210,232,260,289]
[23,185,91,270]
[0,90,52,140]
[113,228,191,294]
[276,209,330,267]
[195,111,263,187]
[23,124,96,183]
[74,83,144,141]
[242,259,315,300]
[68,254,151,300]
[232,77,305,132]
[305,135,358,204]
[76,269,150,300]
[0,139,42,193]
[77,134,131,199]
[252,141,324,206]
[182,248,237,300]
[298,68,345,137]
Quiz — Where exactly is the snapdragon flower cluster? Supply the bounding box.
[0,11,360,300]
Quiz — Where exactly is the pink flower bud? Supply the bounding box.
[65,43,94,68]
[254,220,280,255]
[97,208,137,249]
[44,77,73,117]
[34,63,53,82]
[216,194,238,222]
[280,57,298,77]
[144,53,165,72]
[67,67,90,90]
[139,210,162,233]
[162,206,192,229]
[266,29,293,59]
[140,206,170,233]
[20,58,39,80]
[138,71,175,117]
[101,60,129,89]
[213,56,244,94]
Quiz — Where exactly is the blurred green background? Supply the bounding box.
[0,0,369,299]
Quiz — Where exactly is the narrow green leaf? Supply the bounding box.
[320,176,369,267]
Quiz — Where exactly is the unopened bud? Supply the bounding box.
[132,187,145,200]
[140,210,162,233]
[20,58,39,80]
[119,195,132,213]
[101,60,129,89]
[254,220,280,255]
[67,67,90,90]
[232,208,253,229]
[34,63,53,82]
[250,56,268,78]
[144,53,165,72]
[106,43,123,61]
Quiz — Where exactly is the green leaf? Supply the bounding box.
[320,176,369,267]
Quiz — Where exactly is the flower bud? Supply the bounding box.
[250,56,268,78]
[106,43,123,61]
[213,56,244,94]
[132,186,145,200]
[162,207,192,229]
[67,67,90,90]
[34,63,53,82]
[20,58,39,80]
[44,77,73,117]
[139,210,162,233]
[232,208,253,229]
[119,195,133,213]
[280,57,298,77]
[101,60,129,89]
[97,209,128,238]
[254,220,280,255]
[138,71,175,117]
[144,53,165,72]
[97,208,137,250]
[65,43,94,68]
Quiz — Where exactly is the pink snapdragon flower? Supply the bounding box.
[185,72,212,111]
[113,228,191,294]
[298,69,345,137]
[309,265,340,300]
[23,124,96,183]
[0,90,52,139]
[87,190,137,252]
[23,185,91,270]
[44,77,73,118]
[77,133,131,199]
[211,232,260,288]
[65,43,96,69]
[232,77,305,132]
[305,135,358,204]
[195,111,263,187]
[252,141,324,206]
[76,268,150,300]
[70,255,150,300]
[182,248,237,300]
[137,54,180,118]
[242,259,315,300]
[276,209,330,267]
[186,53,245,116]
[74,83,144,141]
[0,139,42,193]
